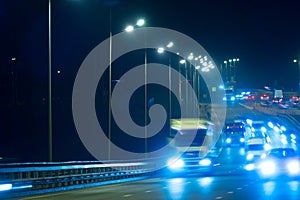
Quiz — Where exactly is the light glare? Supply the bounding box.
[0,184,12,191]
[179,59,186,64]
[260,161,276,175]
[199,158,212,166]
[287,160,300,175]
[136,19,145,26]
[167,42,174,48]
[157,47,165,54]
[125,25,134,32]
[168,158,184,170]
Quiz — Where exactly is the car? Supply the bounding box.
[250,120,266,133]
[256,148,300,178]
[260,94,270,101]
[223,89,236,103]
[289,96,299,107]
[289,95,299,102]
[245,137,271,162]
[245,94,255,101]
[280,130,297,145]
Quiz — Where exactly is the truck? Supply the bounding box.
[223,121,246,147]
[223,88,236,102]
[272,89,283,103]
[167,118,222,174]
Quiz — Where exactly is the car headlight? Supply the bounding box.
[245,163,255,171]
[261,126,267,133]
[226,138,231,144]
[230,96,235,101]
[264,144,271,151]
[167,158,184,170]
[268,122,274,128]
[240,138,245,143]
[199,158,212,166]
[287,160,300,175]
[259,161,276,176]
[261,153,267,159]
[246,153,254,160]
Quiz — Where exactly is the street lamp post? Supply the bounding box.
[107,18,146,159]
[179,59,186,103]
[223,58,239,84]
[293,59,300,92]
[157,42,174,136]
[48,0,53,162]
[223,60,228,81]
[124,19,146,155]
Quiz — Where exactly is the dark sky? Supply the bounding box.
[1,0,300,161]
[1,0,300,89]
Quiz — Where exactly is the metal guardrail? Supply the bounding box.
[0,160,157,199]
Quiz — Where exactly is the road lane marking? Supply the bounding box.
[123,194,132,198]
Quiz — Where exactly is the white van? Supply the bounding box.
[245,137,271,161]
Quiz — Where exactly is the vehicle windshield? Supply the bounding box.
[225,90,234,94]
[247,144,264,151]
[174,130,207,147]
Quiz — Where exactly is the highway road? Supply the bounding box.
[17,103,300,200]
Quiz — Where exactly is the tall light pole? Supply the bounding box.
[223,60,228,81]
[108,8,112,160]
[48,0,53,162]
[124,19,146,155]
[157,42,174,136]
[232,58,239,82]
[293,59,300,92]
[179,59,186,105]
[108,18,145,159]
[223,58,239,85]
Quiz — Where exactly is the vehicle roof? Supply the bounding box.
[247,137,265,144]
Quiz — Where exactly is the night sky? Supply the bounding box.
[1,0,300,162]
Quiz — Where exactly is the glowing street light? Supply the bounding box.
[180,59,186,64]
[293,58,300,92]
[109,18,146,158]
[136,18,145,26]
[167,42,174,48]
[188,53,194,60]
[125,18,146,32]
[157,47,165,54]
[125,25,134,32]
